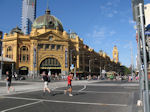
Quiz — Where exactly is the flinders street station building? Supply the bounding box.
[1,8,121,78]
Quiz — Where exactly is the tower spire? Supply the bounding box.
[45,0,51,14]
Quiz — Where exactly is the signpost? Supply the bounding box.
[131,0,150,112]
[0,31,3,80]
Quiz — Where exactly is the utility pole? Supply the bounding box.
[89,59,91,80]
[0,31,2,80]
[130,42,134,80]
[139,3,150,112]
[132,1,150,111]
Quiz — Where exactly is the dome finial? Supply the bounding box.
[45,0,51,14]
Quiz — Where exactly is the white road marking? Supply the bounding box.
[78,85,87,92]
[86,83,139,87]
[55,89,130,94]
[1,100,42,112]
[0,88,43,96]
[4,96,128,107]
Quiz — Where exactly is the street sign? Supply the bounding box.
[131,0,144,21]
[145,31,150,35]
[102,70,106,74]
[70,64,74,70]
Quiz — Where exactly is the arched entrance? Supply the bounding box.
[40,58,61,75]
[19,66,28,75]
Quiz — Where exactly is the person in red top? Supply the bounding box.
[64,73,73,96]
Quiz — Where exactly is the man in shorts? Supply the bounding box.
[42,71,51,95]
[6,71,14,93]
[64,73,73,96]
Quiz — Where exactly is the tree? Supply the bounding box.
[120,65,131,76]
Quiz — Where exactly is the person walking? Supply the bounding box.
[64,73,73,96]
[42,71,51,95]
[6,71,15,93]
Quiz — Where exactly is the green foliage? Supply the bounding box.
[121,66,131,75]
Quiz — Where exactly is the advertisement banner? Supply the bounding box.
[65,48,68,68]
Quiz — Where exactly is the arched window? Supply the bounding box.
[20,46,29,62]
[6,46,13,59]
[40,58,61,67]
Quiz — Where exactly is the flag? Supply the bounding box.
[32,1,34,8]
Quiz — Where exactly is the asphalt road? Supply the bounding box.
[0,81,140,112]
[0,82,29,87]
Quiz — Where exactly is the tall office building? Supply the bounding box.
[144,4,150,27]
[22,0,36,34]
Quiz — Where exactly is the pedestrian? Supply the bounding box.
[64,73,73,96]
[42,71,51,95]
[5,71,15,93]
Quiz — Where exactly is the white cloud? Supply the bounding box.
[87,27,106,38]
[107,13,114,18]
[110,31,116,36]
[106,2,113,6]
[113,10,118,14]
[87,27,116,39]
[129,19,135,24]
[100,1,118,18]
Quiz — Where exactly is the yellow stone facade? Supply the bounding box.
[2,9,121,77]
[113,46,119,63]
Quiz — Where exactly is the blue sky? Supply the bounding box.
[0,0,149,67]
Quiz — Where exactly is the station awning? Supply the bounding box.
[0,56,15,63]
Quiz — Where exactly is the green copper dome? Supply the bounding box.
[32,9,63,32]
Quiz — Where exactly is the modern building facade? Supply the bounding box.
[22,0,36,35]
[2,7,121,77]
[144,4,150,27]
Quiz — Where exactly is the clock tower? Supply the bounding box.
[113,46,119,63]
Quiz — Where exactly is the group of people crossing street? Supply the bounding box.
[4,70,74,97]
[41,71,73,96]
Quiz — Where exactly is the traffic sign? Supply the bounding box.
[145,31,150,35]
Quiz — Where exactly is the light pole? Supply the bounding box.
[0,50,3,80]
[89,59,91,80]
[0,31,2,80]
[70,49,77,79]
[12,63,14,77]
[89,58,98,79]
[99,57,102,77]
[132,1,149,112]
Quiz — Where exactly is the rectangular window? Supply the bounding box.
[56,45,61,50]
[51,44,55,50]
[38,44,43,49]
[45,44,49,49]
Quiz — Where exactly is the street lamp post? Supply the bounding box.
[12,63,14,77]
[0,50,3,80]
[132,1,149,112]
[89,59,91,80]
[89,58,98,79]
[0,31,2,80]
[70,49,78,79]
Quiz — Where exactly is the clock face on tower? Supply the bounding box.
[49,36,53,41]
